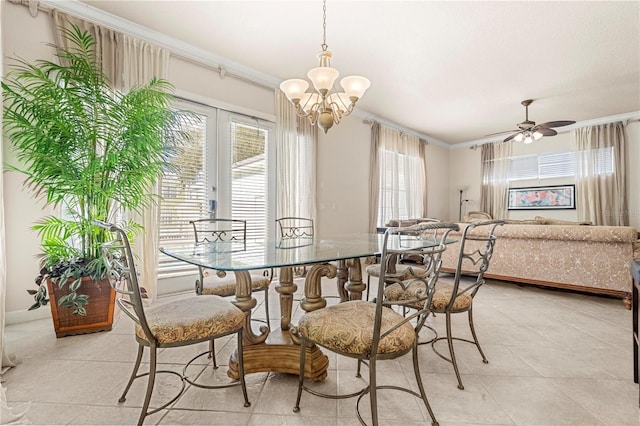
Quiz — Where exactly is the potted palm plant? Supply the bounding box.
[2,24,191,337]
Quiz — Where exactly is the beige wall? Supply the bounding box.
[448,121,640,228]
[627,122,640,229]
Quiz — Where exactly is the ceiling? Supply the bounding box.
[76,0,640,146]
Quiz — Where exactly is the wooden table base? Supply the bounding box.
[227,329,329,382]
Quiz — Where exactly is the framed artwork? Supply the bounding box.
[508,184,575,210]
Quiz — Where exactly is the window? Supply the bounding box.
[157,103,276,280]
[507,147,613,182]
[375,127,425,229]
[378,150,411,224]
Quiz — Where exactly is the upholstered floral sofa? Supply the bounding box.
[439,222,639,307]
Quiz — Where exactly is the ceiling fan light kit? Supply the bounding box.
[279,0,370,134]
[502,99,575,144]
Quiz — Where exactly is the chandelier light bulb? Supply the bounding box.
[533,131,543,140]
[340,76,371,100]
[279,79,309,102]
[514,133,524,142]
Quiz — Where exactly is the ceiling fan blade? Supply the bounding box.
[537,120,576,128]
[503,132,520,142]
[484,129,520,137]
[536,128,557,136]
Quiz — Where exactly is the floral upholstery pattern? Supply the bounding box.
[135,295,245,344]
[297,301,415,355]
[201,273,270,296]
[366,263,425,280]
[384,279,472,312]
[383,281,429,309]
[441,223,638,295]
[430,280,473,312]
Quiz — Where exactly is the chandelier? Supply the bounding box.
[279,0,370,134]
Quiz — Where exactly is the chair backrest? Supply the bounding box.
[372,222,459,353]
[448,220,504,309]
[191,218,247,243]
[94,221,156,342]
[276,217,314,240]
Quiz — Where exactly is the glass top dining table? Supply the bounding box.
[159,232,451,381]
[159,232,445,272]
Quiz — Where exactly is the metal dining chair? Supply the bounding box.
[96,221,250,425]
[364,218,441,300]
[292,222,459,426]
[385,220,504,390]
[276,217,314,276]
[190,218,272,368]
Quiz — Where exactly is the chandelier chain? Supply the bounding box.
[321,0,328,51]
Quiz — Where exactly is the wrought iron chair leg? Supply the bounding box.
[139,344,158,426]
[412,343,439,426]
[208,339,218,369]
[237,329,251,407]
[369,357,379,426]
[119,344,144,403]
[468,307,488,363]
[356,359,363,378]
[293,337,307,413]
[446,312,464,390]
[264,287,271,331]
[365,275,371,301]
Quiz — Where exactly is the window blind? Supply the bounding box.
[158,113,207,278]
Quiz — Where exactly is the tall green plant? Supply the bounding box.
[2,24,193,314]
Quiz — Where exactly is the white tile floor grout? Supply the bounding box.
[3,275,639,425]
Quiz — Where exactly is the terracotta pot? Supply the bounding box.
[46,276,116,338]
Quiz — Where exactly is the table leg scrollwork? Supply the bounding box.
[231,270,268,346]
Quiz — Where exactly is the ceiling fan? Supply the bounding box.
[499,99,575,144]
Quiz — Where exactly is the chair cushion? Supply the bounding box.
[383,281,431,310]
[297,301,415,356]
[135,295,245,344]
[431,282,473,312]
[202,273,270,296]
[365,264,425,279]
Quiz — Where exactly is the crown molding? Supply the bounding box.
[41,0,281,88]
[451,110,640,150]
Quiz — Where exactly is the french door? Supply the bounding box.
[158,101,275,292]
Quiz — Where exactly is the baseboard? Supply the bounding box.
[6,307,51,325]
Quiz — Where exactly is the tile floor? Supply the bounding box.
[3,275,639,425]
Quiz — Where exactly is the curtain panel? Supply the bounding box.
[573,122,628,226]
[374,124,426,228]
[368,123,381,233]
[480,140,512,220]
[51,10,169,301]
[275,91,318,222]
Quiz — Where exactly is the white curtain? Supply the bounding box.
[573,122,628,226]
[480,140,512,219]
[275,91,318,221]
[375,124,426,227]
[52,10,170,300]
[368,123,381,233]
[1,30,31,421]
